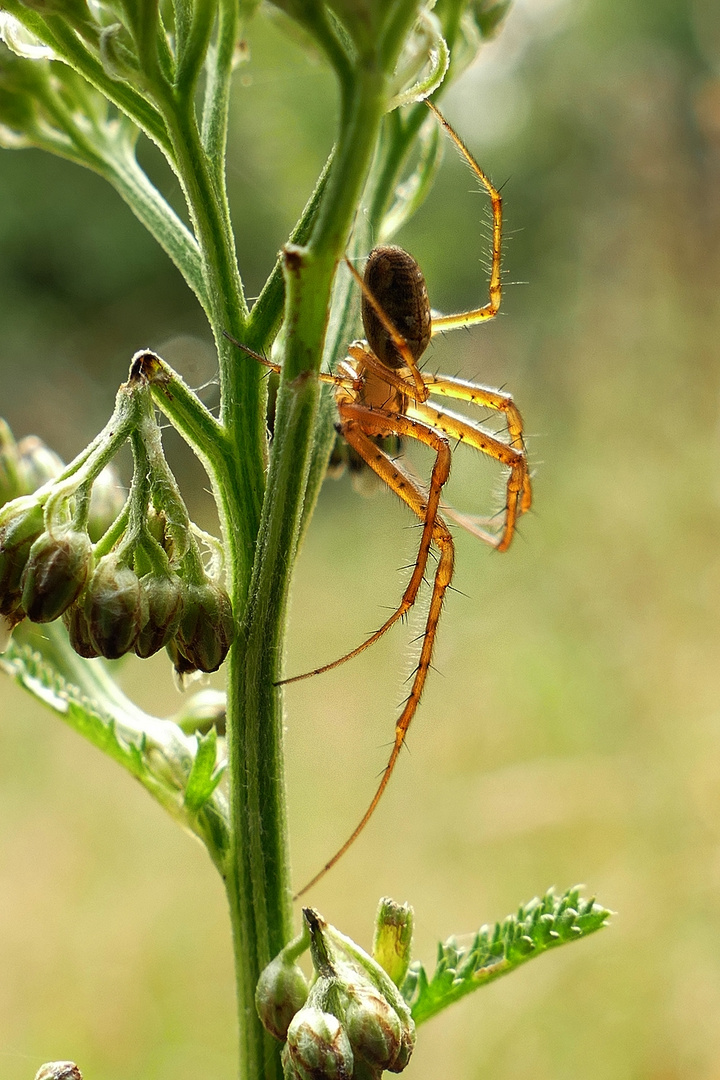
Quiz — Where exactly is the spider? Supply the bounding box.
[228,103,531,897]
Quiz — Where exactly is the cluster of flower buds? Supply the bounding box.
[0,400,234,676]
[61,555,234,673]
[256,905,416,1079]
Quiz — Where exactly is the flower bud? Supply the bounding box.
[0,614,15,654]
[63,600,100,658]
[343,986,403,1071]
[134,573,184,658]
[34,1064,82,1080]
[286,1006,354,1080]
[0,419,22,507]
[175,581,235,673]
[16,435,64,494]
[173,688,227,735]
[21,528,93,623]
[166,637,200,684]
[373,898,413,988]
[84,556,143,659]
[256,953,310,1042]
[0,500,45,618]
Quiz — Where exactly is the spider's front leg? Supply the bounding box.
[295,404,455,896]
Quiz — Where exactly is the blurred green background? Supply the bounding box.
[2,0,720,1077]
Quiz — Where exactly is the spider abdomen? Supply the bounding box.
[362,245,431,369]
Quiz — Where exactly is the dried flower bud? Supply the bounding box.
[175,581,235,673]
[343,986,403,1071]
[63,600,100,658]
[373,898,413,988]
[85,556,143,659]
[21,528,93,623]
[256,952,310,1042]
[286,1006,354,1080]
[16,435,65,493]
[0,500,45,618]
[34,1064,82,1080]
[134,573,184,658]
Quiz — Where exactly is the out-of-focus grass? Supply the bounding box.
[2,0,720,1077]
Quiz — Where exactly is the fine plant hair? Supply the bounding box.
[0,2,611,1079]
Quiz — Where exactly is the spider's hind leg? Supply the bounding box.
[294,404,456,896]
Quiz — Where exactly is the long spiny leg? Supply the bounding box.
[426,102,503,332]
[295,417,455,897]
[409,398,527,552]
[422,372,531,512]
[278,405,451,686]
[223,330,359,391]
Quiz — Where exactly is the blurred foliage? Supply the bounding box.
[1,0,720,1078]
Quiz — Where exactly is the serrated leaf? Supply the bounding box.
[184,726,226,813]
[2,640,152,780]
[0,632,230,863]
[403,886,612,1025]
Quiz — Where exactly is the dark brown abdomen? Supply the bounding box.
[361,245,431,369]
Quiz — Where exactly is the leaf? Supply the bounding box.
[1,639,155,782]
[403,886,612,1025]
[184,726,226,813]
[0,634,230,865]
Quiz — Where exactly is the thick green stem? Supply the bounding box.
[223,63,391,1079]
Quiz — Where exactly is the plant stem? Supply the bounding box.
[224,60,391,1078]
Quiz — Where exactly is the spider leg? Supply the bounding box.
[408,398,528,552]
[294,408,455,897]
[279,404,451,686]
[346,342,428,404]
[426,102,503,333]
[223,330,358,390]
[422,372,532,513]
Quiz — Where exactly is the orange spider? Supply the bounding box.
[228,103,531,897]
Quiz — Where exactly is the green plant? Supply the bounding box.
[0,2,611,1078]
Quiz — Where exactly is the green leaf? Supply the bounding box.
[403,886,612,1025]
[1,638,159,782]
[0,628,230,865]
[184,726,226,813]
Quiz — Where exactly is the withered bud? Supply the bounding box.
[286,1006,354,1080]
[256,953,310,1042]
[21,528,93,623]
[85,556,143,659]
[175,581,235,673]
[134,573,184,658]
